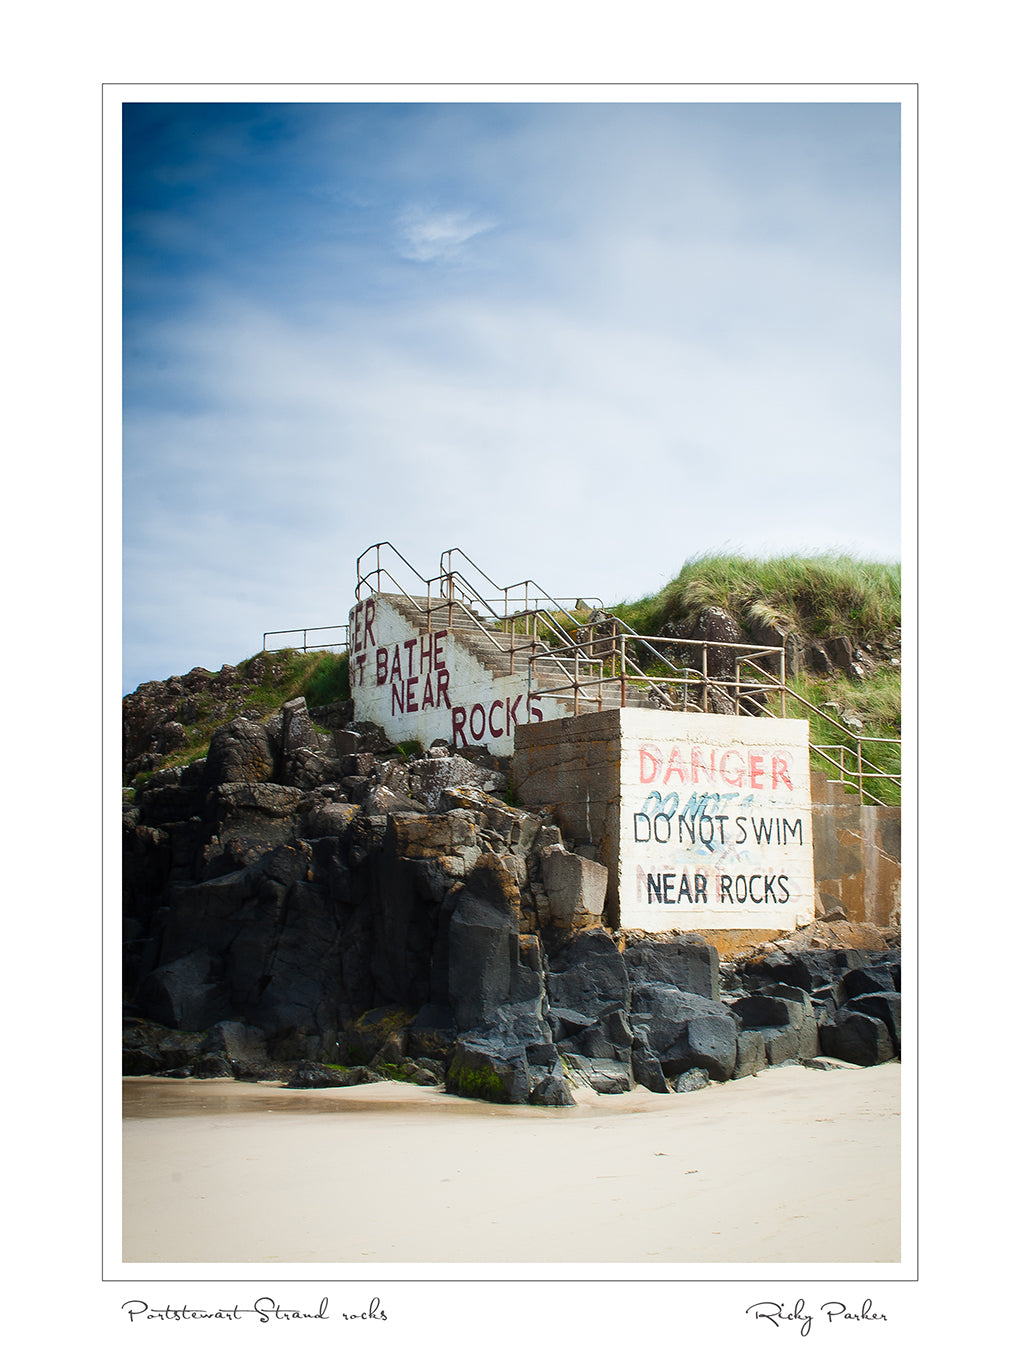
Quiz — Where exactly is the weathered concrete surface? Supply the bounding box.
[515,709,814,935]
[811,772,901,926]
[513,709,622,913]
[348,594,576,756]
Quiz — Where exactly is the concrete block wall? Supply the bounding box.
[514,709,814,936]
[810,771,901,926]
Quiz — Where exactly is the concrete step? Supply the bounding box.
[378,592,657,713]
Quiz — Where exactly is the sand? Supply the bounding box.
[122,1062,900,1265]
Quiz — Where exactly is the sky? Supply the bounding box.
[122,99,901,693]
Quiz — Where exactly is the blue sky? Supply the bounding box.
[122,100,901,693]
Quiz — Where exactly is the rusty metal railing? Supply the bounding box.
[529,623,900,804]
[349,544,900,803]
[262,624,349,653]
[354,542,605,684]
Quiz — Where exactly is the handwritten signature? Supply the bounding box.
[746,1299,886,1336]
[122,1297,387,1323]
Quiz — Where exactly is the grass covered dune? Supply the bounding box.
[613,553,900,644]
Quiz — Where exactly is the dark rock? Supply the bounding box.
[192,1055,234,1078]
[673,1068,710,1093]
[529,1070,576,1107]
[370,1032,407,1069]
[841,965,898,1002]
[730,985,818,1064]
[624,937,720,1001]
[826,636,856,677]
[406,1004,458,1063]
[407,756,504,809]
[122,1048,165,1076]
[348,721,392,754]
[201,1021,269,1068]
[446,1037,531,1104]
[546,929,630,1019]
[560,1054,633,1094]
[806,644,834,676]
[308,699,355,730]
[439,788,540,852]
[338,1008,414,1066]
[396,1062,443,1087]
[631,1027,671,1092]
[152,719,187,755]
[570,1008,634,1063]
[694,606,748,678]
[630,983,738,1078]
[137,778,203,827]
[446,855,520,1032]
[122,1019,208,1074]
[747,618,802,678]
[819,1008,896,1066]
[301,801,361,839]
[732,1029,768,1078]
[363,785,428,815]
[679,1014,739,1081]
[548,1007,595,1042]
[135,949,232,1031]
[287,1063,379,1088]
[408,1057,446,1085]
[848,991,901,1054]
[335,1065,387,1086]
[204,718,275,787]
[202,783,304,865]
[742,948,878,994]
[538,847,607,946]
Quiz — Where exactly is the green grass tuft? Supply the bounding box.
[610,554,901,803]
[614,553,900,646]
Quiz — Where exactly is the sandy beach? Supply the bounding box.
[122,1062,899,1265]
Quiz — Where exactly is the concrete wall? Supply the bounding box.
[514,709,814,935]
[811,772,901,926]
[348,595,566,755]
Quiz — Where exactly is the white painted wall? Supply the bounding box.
[348,595,567,755]
[617,709,813,932]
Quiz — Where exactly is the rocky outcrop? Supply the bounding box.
[124,695,901,1104]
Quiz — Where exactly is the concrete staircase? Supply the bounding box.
[378,593,601,709]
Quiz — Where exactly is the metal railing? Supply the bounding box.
[262,625,349,653]
[528,629,784,714]
[529,621,900,805]
[439,546,604,621]
[350,542,900,804]
[354,542,605,684]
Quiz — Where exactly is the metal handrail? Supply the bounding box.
[529,622,899,803]
[352,544,899,803]
[355,542,437,602]
[439,546,604,620]
[263,625,349,653]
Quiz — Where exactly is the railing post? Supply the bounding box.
[701,643,708,712]
[779,643,786,717]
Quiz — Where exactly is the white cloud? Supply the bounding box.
[122,103,900,690]
[394,206,497,262]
